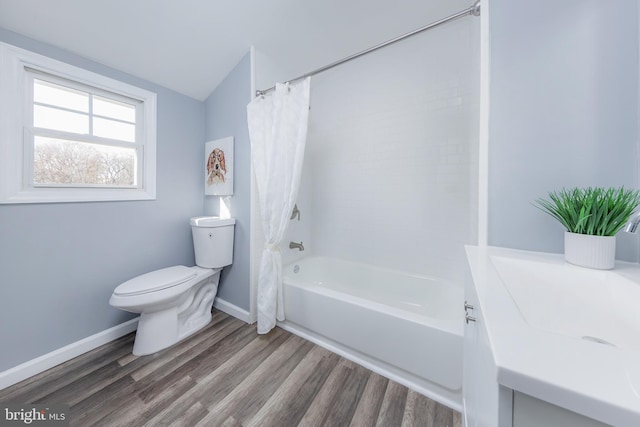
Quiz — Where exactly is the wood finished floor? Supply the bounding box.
[0,311,462,427]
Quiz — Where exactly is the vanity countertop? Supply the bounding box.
[465,245,640,426]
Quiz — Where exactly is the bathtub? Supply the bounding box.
[281,256,464,409]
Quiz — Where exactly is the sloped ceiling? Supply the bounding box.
[0,0,472,101]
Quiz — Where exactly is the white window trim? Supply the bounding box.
[0,42,157,204]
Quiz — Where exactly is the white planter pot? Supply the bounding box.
[564,231,616,270]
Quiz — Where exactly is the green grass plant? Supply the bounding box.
[534,187,640,236]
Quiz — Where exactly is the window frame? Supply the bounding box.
[27,71,143,190]
[0,42,157,204]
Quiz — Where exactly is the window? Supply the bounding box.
[0,42,157,203]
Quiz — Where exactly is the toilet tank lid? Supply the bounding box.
[113,266,197,296]
[190,216,236,227]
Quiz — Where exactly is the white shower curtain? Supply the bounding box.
[247,78,311,334]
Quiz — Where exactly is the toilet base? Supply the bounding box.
[132,272,220,356]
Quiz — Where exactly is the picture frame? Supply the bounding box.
[204,137,234,196]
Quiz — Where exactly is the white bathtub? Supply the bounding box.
[281,256,464,409]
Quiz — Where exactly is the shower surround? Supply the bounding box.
[286,16,479,283]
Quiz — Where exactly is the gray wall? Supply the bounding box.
[488,0,639,260]
[203,53,251,311]
[0,28,205,371]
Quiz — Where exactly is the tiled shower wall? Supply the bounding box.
[285,17,479,283]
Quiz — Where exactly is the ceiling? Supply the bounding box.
[0,0,471,101]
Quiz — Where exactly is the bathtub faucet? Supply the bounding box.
[289,241,304,251]
[625,212,640,233]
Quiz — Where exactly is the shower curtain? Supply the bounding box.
[247,78,311,334]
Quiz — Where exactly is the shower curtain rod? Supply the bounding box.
[255,0,481,97]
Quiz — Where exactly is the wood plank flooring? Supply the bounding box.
[0,311,462,427]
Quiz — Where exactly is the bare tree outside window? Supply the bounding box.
[33,138,135,186]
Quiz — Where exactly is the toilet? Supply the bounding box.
[109,216,235,356]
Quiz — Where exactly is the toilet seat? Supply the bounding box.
[113,266,197,297]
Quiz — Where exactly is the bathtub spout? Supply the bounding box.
[289,241,304,251]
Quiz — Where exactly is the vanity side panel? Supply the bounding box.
[512,392,609,427]
[463,264,513,427]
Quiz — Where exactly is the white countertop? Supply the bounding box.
[465,245,640,427]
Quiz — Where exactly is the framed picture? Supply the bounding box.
[205,137,234,196]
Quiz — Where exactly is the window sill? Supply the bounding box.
[0,187,156,204]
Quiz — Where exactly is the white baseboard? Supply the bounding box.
[213,297,251,323]
[1,299,250,391]
[0,317,139,391]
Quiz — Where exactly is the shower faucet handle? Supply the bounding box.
[290,204,301,221]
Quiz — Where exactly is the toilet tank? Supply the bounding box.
[190,216,235,268]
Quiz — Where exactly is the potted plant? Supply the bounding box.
[534,187,640,269]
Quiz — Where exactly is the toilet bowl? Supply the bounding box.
[109,216,235,355]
